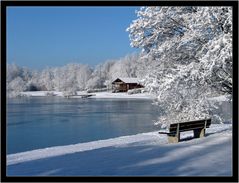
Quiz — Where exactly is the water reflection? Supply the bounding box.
[7,97,160,154]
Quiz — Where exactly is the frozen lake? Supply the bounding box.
[7,97,160,154]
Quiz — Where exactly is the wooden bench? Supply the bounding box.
[158,119,211,143]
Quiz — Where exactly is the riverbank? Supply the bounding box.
[7,124,232,176]
[20,91,154,99]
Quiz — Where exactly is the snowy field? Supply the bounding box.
[7,124,232,176]
[20,91,154,99]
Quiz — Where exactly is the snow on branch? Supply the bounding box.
[127,6,232,125]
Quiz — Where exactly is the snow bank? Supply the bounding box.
[7,124,232,176]
[20,91,154,99]
[21,91,231,101]
[20,91,49,97]
[7,132,162,166]
[90,91,153,99]
[20,92,231,101]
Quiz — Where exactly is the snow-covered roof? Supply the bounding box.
[112,77,140,84]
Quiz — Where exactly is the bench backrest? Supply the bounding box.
[169,119,211,133]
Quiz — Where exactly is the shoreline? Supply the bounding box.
[7,123,232,165]
[19,91,154,100]
[7,124,232,176]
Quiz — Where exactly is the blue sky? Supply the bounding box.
[7,6,139,69]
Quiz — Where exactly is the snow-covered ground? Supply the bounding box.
[20,91,233,101]
[89,91,153,99]
[7,124,232,176]
[20,91,154,99]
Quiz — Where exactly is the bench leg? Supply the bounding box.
[194,128,205,138]
[168,123,180,143]
[168,133,180,143]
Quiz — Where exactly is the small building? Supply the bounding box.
[111,77,144,92]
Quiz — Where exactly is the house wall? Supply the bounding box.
[112,82,143,92]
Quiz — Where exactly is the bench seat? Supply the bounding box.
[158,119,211,143]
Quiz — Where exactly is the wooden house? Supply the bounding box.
[111,77,144,92]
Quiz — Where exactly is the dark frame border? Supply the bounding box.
[1,1,238,182]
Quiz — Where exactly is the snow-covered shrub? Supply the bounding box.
[104,80,112,91]
[46,92,56,96]
[62,86,78,97]
[63,91,76,98]
[87,88,108,93]
[127,88,142,95]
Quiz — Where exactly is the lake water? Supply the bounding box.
[7,97,160,154]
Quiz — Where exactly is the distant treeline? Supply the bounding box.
[7,53,150,97]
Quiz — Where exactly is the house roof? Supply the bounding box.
[112,77,140,84]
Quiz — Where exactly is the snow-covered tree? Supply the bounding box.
[127,6,232,125]
[86,54,141,90]
[56,64,79,92]
[38,68,54,90]
[7,63,23,83]
[76,65,93,91]
[86,75,103,89]
[87,61,114,89]
[200,32,232,94]
[49,63,93,92]
[109,53,140,80]
[25,69,41,91]
[7,76,27,97]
